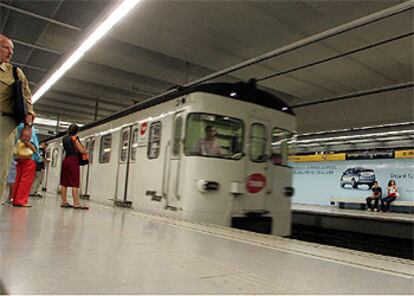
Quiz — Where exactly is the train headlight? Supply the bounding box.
[196,180,220,193]
[283,186,294,197]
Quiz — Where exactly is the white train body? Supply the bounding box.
[45,82,296,236]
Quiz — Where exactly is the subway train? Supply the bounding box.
[44,82,296,236]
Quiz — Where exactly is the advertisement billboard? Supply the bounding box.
[291,158,414,205]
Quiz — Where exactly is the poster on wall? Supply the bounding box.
[290,158,414,205]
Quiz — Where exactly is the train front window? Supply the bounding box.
[185,113,243,159]
[271,128,293,166]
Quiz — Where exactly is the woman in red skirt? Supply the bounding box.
[60,124,88,209]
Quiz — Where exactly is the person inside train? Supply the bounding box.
[197,125,222,156]
[60,124,88,209]
[365,181,382,211]
[380,179,399,212]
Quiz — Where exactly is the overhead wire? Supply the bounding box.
[182,1,413,88]
[256,32,414,83]
[291,82,414,109]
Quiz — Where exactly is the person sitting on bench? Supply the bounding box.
[366,181,382,211]
[380,179,399,212]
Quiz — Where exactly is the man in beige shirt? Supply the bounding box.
[0,34,34,201]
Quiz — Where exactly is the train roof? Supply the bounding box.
[46,81,294,141]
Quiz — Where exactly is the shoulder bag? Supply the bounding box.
[12,66,28,124]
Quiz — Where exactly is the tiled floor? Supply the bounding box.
[0,195,413,294]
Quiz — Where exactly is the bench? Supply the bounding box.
[330,197,414,213]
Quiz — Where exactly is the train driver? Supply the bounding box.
[197,125,222,156]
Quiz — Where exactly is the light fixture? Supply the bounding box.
[32,0,141,103]
[290,130,414,144]
[34,116,84,128]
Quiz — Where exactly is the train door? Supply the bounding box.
[115,125,134,203]
[244,121,270,208]
[80,137,94,198]
[165,112,184,209]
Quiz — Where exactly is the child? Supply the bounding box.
[12,125,39,207]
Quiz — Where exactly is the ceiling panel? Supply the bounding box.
[0,0,410,137]
[54,0,111,29]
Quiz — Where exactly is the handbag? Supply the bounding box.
[12,66,28,124]
[71,136,89,166]
[78,152,89,166]
[13,140,33,158]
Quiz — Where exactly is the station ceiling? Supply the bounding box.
[1,0,413,135]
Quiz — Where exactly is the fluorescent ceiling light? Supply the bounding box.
[32,0,141,103]
[35,116,83,128]
[291,130,414,144]
[299,121,414,137]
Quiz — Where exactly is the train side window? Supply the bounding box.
[271,128,293,166]
[148,121,161,159]
[51,148,58,168]
[172,116,183,157]
[131,126,138,161]
[89,138,95,164]
[99,134,112,163]
[250,123,267,162]
[120,129,129,162]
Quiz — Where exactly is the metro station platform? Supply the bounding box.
[292,203,414,240]
[1,195,413,294]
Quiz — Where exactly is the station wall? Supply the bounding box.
[291,158,414,205]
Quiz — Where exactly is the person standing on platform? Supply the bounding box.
[365,181,382,211]
[30,141,47,197]
[0,34,34,203]
[60,124,88,209]
[12,123,39,207]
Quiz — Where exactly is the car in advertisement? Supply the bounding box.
[340,167,376,189]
